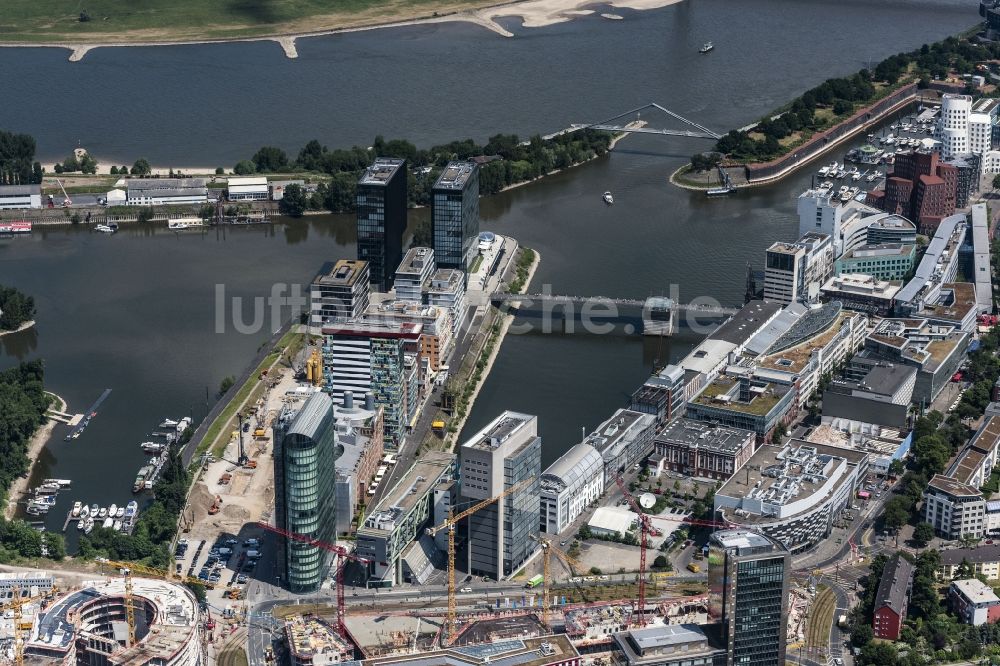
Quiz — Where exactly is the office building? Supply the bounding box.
[938,93,973,158]
[321,320,422,447]
[460,411,541,579]
[762,232,833,305]
[865,214,917,246]
[0,184,41,209]
[395,247,436,302]
[896,213,967,314]
[612,624,726,666]
[924,474,986,540]
[332,393,384,534]
[366,300,453,372]
[272,392,339,593]
[310,260,371,326]
[951,579,1000,626]
[356,451,455,586]
[358,636,579,666]
[861,317,969,404]
[425,268,468,337]
[945,154,981,208]
[873,554,913,640]
[686,372,796,444]
[0,572,53,600]
[652,419,754,481]
[630,364,687,426]
[820,273,901,317]
[227,176,269,201]
[432,161,480,274]
[822,359,916,429]
[357,158,407,292]
[834,243,916,281]
[796,188,887,256]
[582,409,657,484]
[539,443,605,534]
[874,151,957,234]
[715,441,868,552]
[124,178,208,206]
[708,530,790,666]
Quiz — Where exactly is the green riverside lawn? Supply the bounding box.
[0,0,496,43]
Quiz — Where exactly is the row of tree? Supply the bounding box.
[702,32,1000,165]
[244,130,613,217]
[0,285,36,332]
[0,130,42,185]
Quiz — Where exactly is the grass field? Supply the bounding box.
[0,0,497,43]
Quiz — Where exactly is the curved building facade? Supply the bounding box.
[26,577,202,666]
[539,442,605,534]
[274,391,339,593]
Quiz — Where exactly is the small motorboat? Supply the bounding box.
[603,191,614,205]
[700,42,714,53]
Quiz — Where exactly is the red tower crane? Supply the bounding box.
[615,475,653,627]
[257,522,370,639]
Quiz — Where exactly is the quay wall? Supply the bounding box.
[736,82,919,186]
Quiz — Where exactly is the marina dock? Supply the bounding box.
[65,388,112,440]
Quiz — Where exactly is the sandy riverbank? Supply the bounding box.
[0,320,36,338]
[5,392,66,521]
[0,0,684,62]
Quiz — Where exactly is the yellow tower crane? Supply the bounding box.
[6,587,47,666]
[426,476,535,642]
[101,559,216,646]
[530,536,583,630]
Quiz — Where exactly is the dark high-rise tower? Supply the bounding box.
[357,157,407,292]
[432,161,480,276]
[708,530,790,666]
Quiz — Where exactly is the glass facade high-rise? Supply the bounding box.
[708,530,789,666]
[460,411,541,579]
[272,392,339,594]
[357,158,407,292]
[432,161,480,275]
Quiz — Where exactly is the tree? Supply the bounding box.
[652,555,668,569]
[79,10,91,21]
[410,219,432,248]
[215,167,225,175]
[233,160,256,176]
[278,184,307,217]
[859,641,897,666]
[888,459,905,478]
[131,158,151,176]
[852,624,874,648]
[589,566,602,575]
[993,173,1000,190]
[913,522,935,547]
[251,146,289,173]
[218,375,235,398]
[136,207,154,224]
[0,286,36,331]
[110,166,119,175]
[771,422,787,444]
[883,496,910,530]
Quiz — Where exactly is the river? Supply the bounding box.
[0,0,979,534]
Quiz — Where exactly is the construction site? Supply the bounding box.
[0,570,205,666]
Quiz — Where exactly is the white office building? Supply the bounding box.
[395,247,436,303]
[425,268,467,337]
[125,178,208,206]
[763,232,833,305]
[938,93,973,159]
[539,443,605,535]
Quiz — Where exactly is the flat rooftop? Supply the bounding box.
[463,411,535,451]
[322,319,423,339]
[709,300,783,346]
[821,273,901,298]
[711,529,784,555]
[361,635,577,666]
[585,409,654,458]
[434,161,477,191]
[841,243,914,259]
[692,376,790,417]
[759,310,850,373]
[360,451,454,533]
[952,578,1000,604]
[359,158,405,186]
[125,177,206,190]
[919,282,977,325]
[397,247,435,276]
[717,440,866,522]
[314,259,369,287]
[654,419,753,455]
